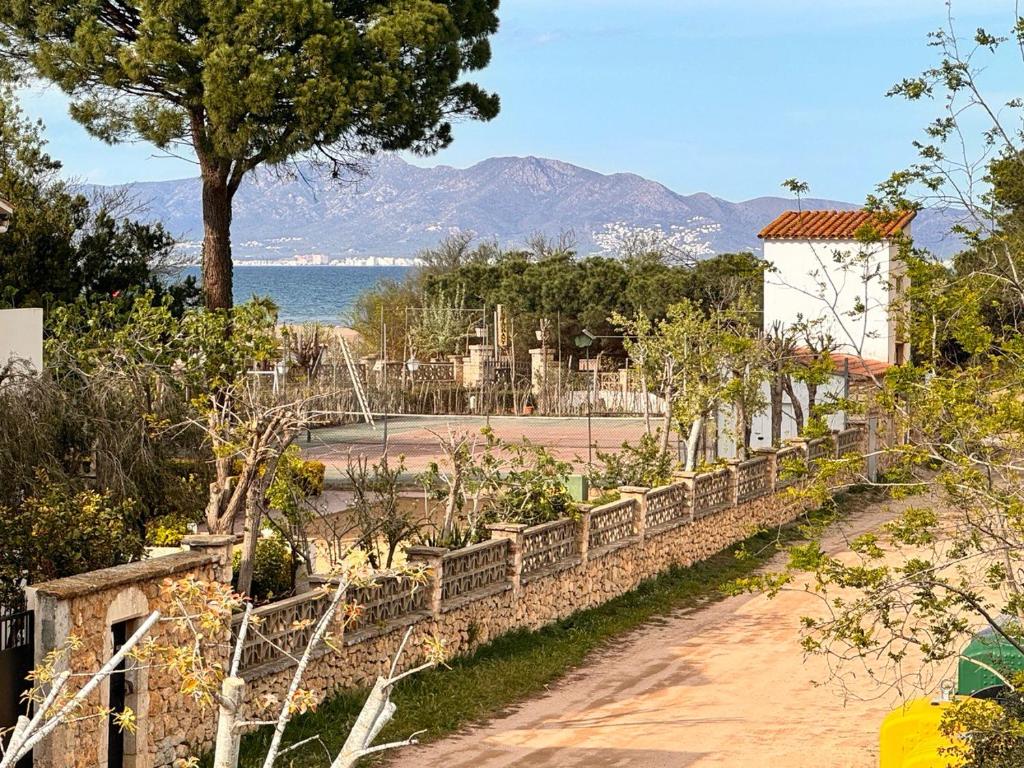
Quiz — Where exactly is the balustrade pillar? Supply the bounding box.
[671,472,698,521]
[618,486,649,541]
[183,534,236,585]
[577,504,593,563]
[405,546,447,618]
[487,523,527,593]
[752,447,779,494]
[724,462,743,507]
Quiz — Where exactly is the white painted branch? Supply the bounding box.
[230,603,253,678]
[213,677,246,768]
[330,677,393,768]
[4,670,70,763]
[258,579,349,768]
[0,611,160,768]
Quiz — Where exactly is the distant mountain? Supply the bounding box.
[105,155,966,260]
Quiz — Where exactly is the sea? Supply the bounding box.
[181,265,412,324]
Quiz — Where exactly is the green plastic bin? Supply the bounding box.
[957,621,1024,696]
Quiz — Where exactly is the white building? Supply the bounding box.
[760,209,914,365]
[0,198,12,234]
[0,308,43,373]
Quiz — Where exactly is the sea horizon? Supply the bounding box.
[180,265,412,324]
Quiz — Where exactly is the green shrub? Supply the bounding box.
[146,514,191,547]
[0,474,144,607]
[232,534,294,602]
[589,431,675,490]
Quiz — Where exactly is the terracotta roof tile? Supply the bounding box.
[758,209,915,241]
[792,348,892,380]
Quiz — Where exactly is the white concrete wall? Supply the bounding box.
[0,307,43,372]
[716,373,847,457]
[763,236,907,363]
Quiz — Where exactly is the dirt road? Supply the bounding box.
[397,502,937,768]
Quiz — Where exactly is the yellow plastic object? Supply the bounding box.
[879,696,962,768]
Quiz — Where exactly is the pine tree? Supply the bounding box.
[1,0,501,308]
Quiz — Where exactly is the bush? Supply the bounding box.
[0,474,144,607]
[232,534,294,603]
[589,431,675,490]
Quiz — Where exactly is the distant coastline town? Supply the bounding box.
[233,254,420,267]
[179,252,420,267]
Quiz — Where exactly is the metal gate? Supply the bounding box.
[1,607,34,768]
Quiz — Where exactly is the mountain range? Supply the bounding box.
[107,155,966,260]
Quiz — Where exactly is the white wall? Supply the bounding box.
[763,236,907,363]
[716,373,847,457]
[0,308,44,372]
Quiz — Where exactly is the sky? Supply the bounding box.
[15,0,1016,203]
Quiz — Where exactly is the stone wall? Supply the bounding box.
[24,427,868,768]
[236,427,867,730]
[25,537,234,768]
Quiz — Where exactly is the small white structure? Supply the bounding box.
[0,307,44,373]
[0,198,12,234]
[760,210,913,365]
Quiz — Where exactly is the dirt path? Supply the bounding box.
[396,500,930,768]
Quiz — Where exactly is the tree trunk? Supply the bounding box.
[770,374,784,446]
[659,359,675,456]
[236,482,265,597]
[640,367,651,437]
[684,417,703,472]
[213,677,246,768]
[783,376,805,434]
[202,174,234,310]
[734,398,748,460]
[705,408,719,464]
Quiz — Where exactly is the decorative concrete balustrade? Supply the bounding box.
[587,497,640,554]
[733,454,772,503]
[24,425,870,768]
[520,518,581,580]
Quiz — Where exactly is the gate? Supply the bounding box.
[1,607,34,767]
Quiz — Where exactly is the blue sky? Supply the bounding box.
[16,0,1013,202]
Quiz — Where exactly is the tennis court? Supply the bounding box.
[304,414,658,479]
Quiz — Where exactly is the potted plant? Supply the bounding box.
[523,393,536,416]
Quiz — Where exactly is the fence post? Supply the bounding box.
[753,447,779,494]
[487,523,527,594]
[618,486,649,541]
[405,546,447,618]
[577,504,593,564]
